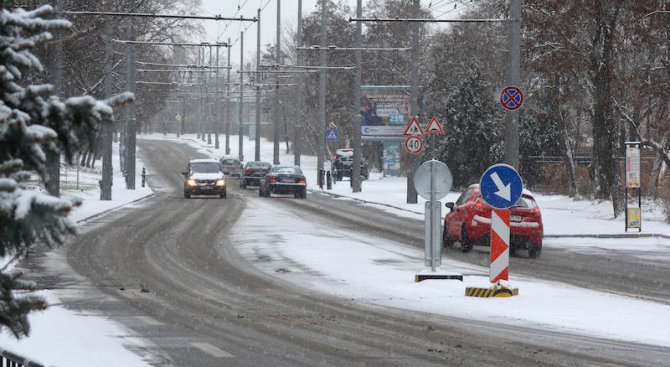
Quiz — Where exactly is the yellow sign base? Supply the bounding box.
[465,286,519,298]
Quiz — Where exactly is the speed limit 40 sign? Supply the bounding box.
[404,136,424,154]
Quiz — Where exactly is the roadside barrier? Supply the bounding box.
[0,349,44,367]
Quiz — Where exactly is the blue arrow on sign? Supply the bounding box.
[479,164,523,209]
[326,128,339,142]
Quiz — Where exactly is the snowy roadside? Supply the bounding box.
[232,187,670,349]
[0,143,154,367]
[143,133,670,239]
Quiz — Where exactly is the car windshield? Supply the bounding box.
[271,166,302,175]
[247,162,271,169]
[191,162,221,173]
[221,159,239,165]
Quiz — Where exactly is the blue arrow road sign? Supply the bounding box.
[479,164,523,209]
[326,128,339,142]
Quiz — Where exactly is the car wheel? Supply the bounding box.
[294,191,300,199]
[528,243,541,259]
[460,226,473,253]
[184,191,190,199]
[337,172,343,181]
[259,187,264,197]
[443,226,454,248]
[220,190,226,199]
[300,188,307,199]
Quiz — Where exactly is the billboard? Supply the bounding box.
[360,86,410,139]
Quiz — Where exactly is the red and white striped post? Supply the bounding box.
[490,209,510,283]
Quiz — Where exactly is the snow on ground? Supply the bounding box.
[144,133,670,239]
[3,133,669,365]
[151,133,670,347]
[231,197,670,348]
[1,144,154,367]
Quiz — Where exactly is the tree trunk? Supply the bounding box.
[589,0,622,216]
[563,128,579,197]
[648,135,669,198]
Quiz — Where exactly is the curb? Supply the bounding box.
[545,233,670,240]
[75,192,155,224]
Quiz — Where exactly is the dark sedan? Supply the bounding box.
[259,165,307,199]
[241,161,272,188]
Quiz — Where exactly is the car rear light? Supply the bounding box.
[245,169,254,175]
[299,178,306,184]
[269,177,278,183]
[474,198,485,212]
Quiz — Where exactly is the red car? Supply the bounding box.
[443,184,543,258]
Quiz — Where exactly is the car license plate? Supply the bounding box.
[511,215,522,222]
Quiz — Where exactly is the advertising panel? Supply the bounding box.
[626,144,641,188]
[361,86,410,139]
[627,208,641,229]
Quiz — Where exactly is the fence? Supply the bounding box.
[0,349,45,367]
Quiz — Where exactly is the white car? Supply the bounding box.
[182,159,227,199]
[220,156,243,178]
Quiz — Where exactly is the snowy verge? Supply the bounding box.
[141,133,670,240]
[0,143,154,367]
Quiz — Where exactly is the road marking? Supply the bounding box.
[191,342,234,358]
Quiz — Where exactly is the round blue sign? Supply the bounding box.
[479,164,523,209]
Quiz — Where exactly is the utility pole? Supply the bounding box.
[101,5,113,200]
[255,7,262,161]
[504,0,521,169]
[293,0,303,166]
[317,0,327,185]
[125,26,137,190]
[406,0,420,204]
[352,0,362,192]
[226,37,231,155]
[239,31,244,161]
[273,0,281,165]
[207,45,213,145]
[215,46,220,149]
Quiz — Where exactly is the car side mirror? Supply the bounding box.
[181,171,188,176]
[445,202,455,210]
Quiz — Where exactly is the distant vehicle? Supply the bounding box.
[241,161,272,188]
[332,148,369,181]
[259,165,307,199]
[182,159,226,199]
[220,156,243,178]
[443,184,543,258]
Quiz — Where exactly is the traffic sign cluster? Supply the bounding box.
[402,116,444,154]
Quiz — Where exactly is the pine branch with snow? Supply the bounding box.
[0,5,133,338]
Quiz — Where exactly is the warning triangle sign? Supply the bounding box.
[425,116,444,134]
[403,116,424,137]
[327,130,337,139]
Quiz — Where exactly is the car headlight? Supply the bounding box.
[187,179,197,186]
[216,179,225,186]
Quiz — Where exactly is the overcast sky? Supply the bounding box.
[197,1,465,67]
[198,1,357,66]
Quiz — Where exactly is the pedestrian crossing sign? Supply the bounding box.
[326,128,339,142]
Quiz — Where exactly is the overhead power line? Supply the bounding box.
[348,17,513,23]
[113,40,230,47]
[63,11,257,22]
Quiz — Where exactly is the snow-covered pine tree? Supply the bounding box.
[0,5,132,338]
[423,71,503,188]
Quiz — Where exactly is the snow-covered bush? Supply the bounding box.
[0,5,132,338]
